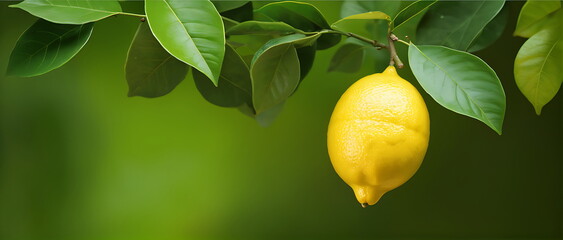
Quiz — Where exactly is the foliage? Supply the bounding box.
[5,0,561,132]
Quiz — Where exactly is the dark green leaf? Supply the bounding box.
[194,44,252,107]
[340,0,402,18]
[220,1,253,22]
[514,0,561,38]
[296,44,316,81]
[226,21,304,36]
[515,27,563,115]
[392,0,437,31]
[10,0,122,24]
[6,19,93,77]
[251,44,300,114]
[417,1,505,51]
[328,43,365,73]
[125,23,188,98]
[222,17,240,31]
[331,12,390,42]
[255,1,339,49]
[212,1,248,12]
[408,44,506,134]
[238,101,285,127]
[468,6,509,52]
[145,0,225,85]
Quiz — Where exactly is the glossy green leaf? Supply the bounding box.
[226,21,304,36]
[417,1,505,51]
[340,0,402,18]
[514,0,561,38]
[10,0,122,24]
[408,44,506,134]
[255,1,339,50]
[251,44,300,114]
[328,43,365,73]
[193,44,252,108]
[6,19,93,77]
[515,27,563,115]
[251,33,321,65]
[468,6,509,52]
[145,0,225,85]
[212,1,248,13]
[125,23,188,98]
[392,0,437,31]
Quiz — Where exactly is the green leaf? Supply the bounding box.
[238,101,285,127]
[226,21,305,36]
[193,44,252,108]
[125,23,188,98]
[468,6,509,52]
[514,27,563,115]
[331,11,390,41]
[255,1,339,50]
[251,43,300,114]
[251,33,321,65]
[416,1,505,51]
[222,17,240,31]
[392,0,437,31]
[220,1,253,23]
[296,44,316,81]
[514,0,561,38]
[10,0,122,24]
[145,0,225,85]
[212,1,248,13]
[6,19,93,77]
[340,0,402,18]
[408,44,506,134]
[328,43,366,73]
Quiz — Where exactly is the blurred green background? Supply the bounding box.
[0,1,561,239]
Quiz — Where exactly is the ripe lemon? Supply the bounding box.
[327,66,430,207]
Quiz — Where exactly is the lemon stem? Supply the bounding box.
[361,203,368,208]
[387,33,404,69]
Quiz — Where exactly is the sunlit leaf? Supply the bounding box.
[417,1,505,51]
[408,44,506,134]
[6,19,93,77]
[10,0,122,24]
[340,0,402,18]
[514,0,561,38]
[125,23,188,98]
[514,27,563,115]
[145,0,225,85]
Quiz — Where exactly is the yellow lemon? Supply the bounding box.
[327,66,430,207]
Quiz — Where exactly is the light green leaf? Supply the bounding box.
[468,6,509,52]
[226,21,305,36]
[417,1,505,51]
[6,19,93,77]
[10,0,122,24]
[340,0,402,18]
[392,0,437,31]
[330,11,390,41]
[251,43,300,114]
[328,43,366,73]
[255,1,339,50]
[145,0,225,85]
[408,44,506,134]
[125,23,188,98]
[515,27,563,115]
[194,44,252,108]
[212,1,248,13]
[514,0,561,38]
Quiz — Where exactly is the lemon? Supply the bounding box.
[327,66,430,207]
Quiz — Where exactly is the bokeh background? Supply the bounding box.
[0,1,561,239]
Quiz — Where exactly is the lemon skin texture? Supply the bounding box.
[327,66,430,206]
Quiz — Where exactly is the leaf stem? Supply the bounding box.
[328,30,387,49]
[117,12,146,18]
[388,33,404,68]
